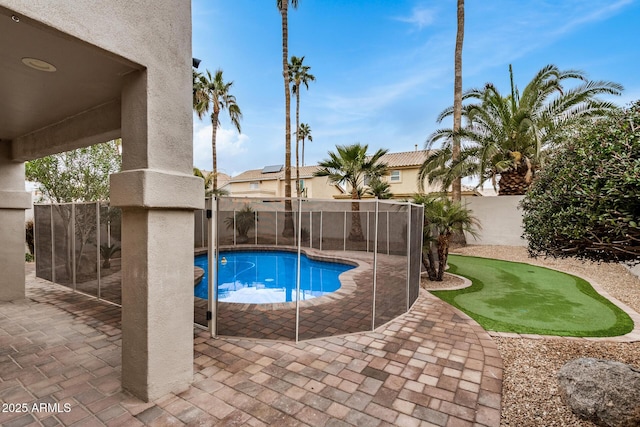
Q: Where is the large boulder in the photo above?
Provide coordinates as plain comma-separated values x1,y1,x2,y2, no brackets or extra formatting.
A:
557,358,640,427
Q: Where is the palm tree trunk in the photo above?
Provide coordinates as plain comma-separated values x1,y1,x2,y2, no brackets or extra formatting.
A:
449,0,467,247
295,90,301,197
451,0,464,203
422,248,437,281
349,188,364,242
211,110,219,192
281,2,294,237
301,136,306,167
498,168,531,195
436,233,451,281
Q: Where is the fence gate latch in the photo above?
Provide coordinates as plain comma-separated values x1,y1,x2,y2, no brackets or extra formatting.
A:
206,210,212,219
206,311,212,321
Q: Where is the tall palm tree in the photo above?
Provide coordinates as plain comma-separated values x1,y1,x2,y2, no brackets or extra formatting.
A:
452,0,464,202
297,123,312,167
419,64,623,195
193,69,242,192
314,143,388,241
289,55,315,196
277,0,299,237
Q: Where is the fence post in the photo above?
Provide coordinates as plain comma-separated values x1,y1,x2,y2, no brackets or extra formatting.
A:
71,203,76,291
343,211,347,251
406,203,411,312
51,206,56,283
202,206,206,248
386,211,390,255
308,210,312,248
366,211,370,253
232,209,236,246
209,197,218,337
319,211,323,251
372,199,379,331
96,202,101,300
295,198,302,342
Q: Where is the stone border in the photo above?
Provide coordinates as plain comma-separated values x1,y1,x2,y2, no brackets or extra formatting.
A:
422,271,473,291
196,245,366,312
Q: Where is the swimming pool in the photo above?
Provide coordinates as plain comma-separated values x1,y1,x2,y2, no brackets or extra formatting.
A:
194,251,354,304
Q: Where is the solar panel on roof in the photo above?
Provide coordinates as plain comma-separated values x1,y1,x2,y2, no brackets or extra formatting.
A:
262,165,283,174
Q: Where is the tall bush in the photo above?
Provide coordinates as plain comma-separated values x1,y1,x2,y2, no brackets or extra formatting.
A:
414,195,479,281
521,102,640,264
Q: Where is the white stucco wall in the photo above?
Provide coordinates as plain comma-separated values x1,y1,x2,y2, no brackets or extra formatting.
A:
462,195,526,246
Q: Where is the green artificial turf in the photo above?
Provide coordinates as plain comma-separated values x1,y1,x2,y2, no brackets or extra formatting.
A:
431,255,634,337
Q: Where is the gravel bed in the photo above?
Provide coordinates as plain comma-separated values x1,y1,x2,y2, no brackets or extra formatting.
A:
420,271,466,289
428,245,640,426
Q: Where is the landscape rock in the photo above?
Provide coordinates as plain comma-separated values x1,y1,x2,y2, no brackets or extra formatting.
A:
557,357,640,427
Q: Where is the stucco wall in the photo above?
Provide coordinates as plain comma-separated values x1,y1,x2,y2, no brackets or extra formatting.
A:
5,0,193,173
3,0,200,401
387,167,440,197
462,195,526,246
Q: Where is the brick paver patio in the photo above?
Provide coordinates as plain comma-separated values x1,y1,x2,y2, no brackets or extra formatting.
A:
0,265,502,426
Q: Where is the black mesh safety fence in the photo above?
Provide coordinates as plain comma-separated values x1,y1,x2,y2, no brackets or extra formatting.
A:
409,204,424,307
34,202,123,305
33,197,423,340
99,204,122,305
34,204,53,281
73,203,99,297
373,201,409,329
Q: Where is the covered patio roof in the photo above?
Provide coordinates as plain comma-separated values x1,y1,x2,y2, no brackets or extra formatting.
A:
0,5,140,159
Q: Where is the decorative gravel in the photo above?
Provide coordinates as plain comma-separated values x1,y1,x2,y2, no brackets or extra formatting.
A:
425,245,640,427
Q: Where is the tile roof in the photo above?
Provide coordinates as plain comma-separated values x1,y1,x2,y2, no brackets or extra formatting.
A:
377,150,431,168
229,150,433,182
230,165,322,182
195,170,232,187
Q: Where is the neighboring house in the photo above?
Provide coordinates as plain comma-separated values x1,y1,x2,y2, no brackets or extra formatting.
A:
227,149,481,199
228,165,343,199
196,170,232,194
218,172,232,192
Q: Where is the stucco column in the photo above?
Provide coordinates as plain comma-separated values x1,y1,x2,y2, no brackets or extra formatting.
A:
0,141,32,301
110,68,204,400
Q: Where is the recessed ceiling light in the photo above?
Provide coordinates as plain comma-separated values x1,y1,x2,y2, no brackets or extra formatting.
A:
21,57,57,72
11,15,20,23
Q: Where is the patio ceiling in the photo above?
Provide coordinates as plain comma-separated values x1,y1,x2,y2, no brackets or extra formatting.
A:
0,6,141,144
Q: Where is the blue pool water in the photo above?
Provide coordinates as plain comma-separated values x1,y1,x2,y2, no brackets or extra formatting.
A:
194,251,353,304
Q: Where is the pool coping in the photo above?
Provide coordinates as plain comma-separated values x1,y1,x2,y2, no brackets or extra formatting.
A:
194,245,368,312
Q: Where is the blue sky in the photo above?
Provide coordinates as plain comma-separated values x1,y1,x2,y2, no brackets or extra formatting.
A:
192,0,640,177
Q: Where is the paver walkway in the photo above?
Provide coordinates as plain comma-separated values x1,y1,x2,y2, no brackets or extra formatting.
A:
0,265,502,426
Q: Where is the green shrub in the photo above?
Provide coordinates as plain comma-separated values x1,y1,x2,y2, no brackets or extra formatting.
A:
521,101,640,264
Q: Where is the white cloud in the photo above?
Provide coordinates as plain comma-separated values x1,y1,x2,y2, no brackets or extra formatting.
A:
394,6,436,30
193,120,250,175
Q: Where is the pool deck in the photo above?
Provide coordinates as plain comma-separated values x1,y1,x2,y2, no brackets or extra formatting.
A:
0,264,502,426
